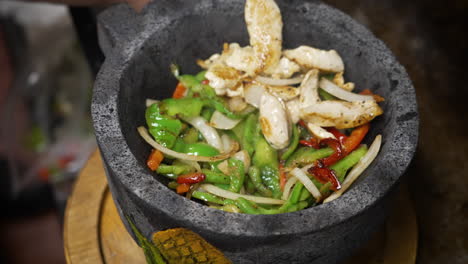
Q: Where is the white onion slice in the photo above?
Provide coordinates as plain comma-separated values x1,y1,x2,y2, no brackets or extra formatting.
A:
255,75,304,86
185,116,223,151
201,184,285,204
323,135,382,203
291,168,322,201
210,111,242,130
137,126,236,162
221,134,233,153
146,99,159,107
217,160,229,175
319,78,374,102
281,177,298,200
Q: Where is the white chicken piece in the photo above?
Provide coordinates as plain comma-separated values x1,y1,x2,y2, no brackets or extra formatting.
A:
285,99,301,124
259,92,290,149
298,69,320,108
266,85,299,101
245,0,283,74
284,45,344,72
333,72,355,91
197,53,222,69
205,64,242,96
301,100,383,129
298,69,382,129
224,43,258,75
266,57,301,78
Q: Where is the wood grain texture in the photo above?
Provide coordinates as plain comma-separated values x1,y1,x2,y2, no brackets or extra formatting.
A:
64,150,417,264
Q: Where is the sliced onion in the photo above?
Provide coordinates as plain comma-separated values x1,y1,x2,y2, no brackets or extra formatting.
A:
185,116,223,151
232,150,251,173
291,168,322,201
221,134,233,153
281,177,298,200
319,78,374,102
146,99,159,107
323,135,382,203
210,111,242,130
137,126,236,162
255,75,304,86
201,184,285,204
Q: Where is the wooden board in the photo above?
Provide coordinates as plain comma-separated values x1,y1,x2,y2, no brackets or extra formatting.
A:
64,151,418,264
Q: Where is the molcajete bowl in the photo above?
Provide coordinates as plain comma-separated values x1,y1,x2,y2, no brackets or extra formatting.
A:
92,0,418,263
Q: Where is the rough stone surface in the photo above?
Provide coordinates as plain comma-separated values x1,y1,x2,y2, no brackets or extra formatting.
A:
92,1,418,263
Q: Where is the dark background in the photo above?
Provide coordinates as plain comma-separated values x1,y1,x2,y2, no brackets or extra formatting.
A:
0,0,467,263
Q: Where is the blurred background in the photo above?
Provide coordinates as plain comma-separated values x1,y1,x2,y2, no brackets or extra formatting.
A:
0,0,466,264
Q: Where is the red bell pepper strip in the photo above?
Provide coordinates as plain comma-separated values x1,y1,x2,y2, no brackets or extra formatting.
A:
176,183,191,194
343,123,370,154
326,128,347,146
177,172,206,184
201,79,210,85
308,162,341,191
172,82,187,99
299,139,320,149
319,138,344,166
147,149,164,171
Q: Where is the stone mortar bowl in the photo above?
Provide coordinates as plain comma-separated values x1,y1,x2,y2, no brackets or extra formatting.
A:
92,0,418,263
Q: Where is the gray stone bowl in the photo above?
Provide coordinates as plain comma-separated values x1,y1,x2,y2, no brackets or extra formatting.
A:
92,0,418,263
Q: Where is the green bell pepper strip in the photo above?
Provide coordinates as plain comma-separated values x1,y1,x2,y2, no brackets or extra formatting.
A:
288,182,304,204
280,124,300,161
145,103,183,148
192,190,225,204
227,158,245,193
156,164,194,176
285,147,334,168
252,137,282,198
195,71,207,82
285,201,309,213
160,97,204,118
245,177,256,194
248,166,273,197
220,204,241,213
330,145,368,182
242,113,258,156
235,198,261,214
183,142,220,156
201,107,215,121
178,74,200,89
181,127,198,144
214,183,230,190
201,169,230,184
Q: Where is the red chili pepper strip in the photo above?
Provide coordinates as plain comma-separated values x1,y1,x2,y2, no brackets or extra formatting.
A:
308,164,341,191
326,128,347,145
279,163,287,191
299,139,320,149
298,120,307,128
201,79,210,85
177,173,206,184
172,82,187,99
342,123,370,154
319,138,344,166
176,183,191,194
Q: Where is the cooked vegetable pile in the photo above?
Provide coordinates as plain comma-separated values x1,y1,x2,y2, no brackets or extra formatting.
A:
138,0,383,214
